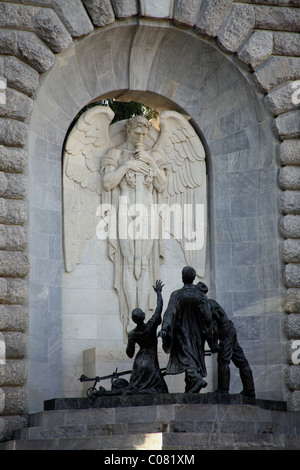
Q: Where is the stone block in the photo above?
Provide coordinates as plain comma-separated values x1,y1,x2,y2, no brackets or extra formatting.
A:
0,252,30,278
34,8,73,53
3,333,26,359
237,30,273,69
31,258,62,288
81,0,115,27
0,3,36,29
0,278,7,302
231,241,261,267
111,0,138,18
0,87,33,121
265,81,299,116
140,0,174,18
16,31,55,73
0,225,27,251
279,214,300,238
1,387,27,414
0,405,7,429
280,191,300,215
0,305,29,332
0,173,7,193
215,170,260,196
173,0,202,26
0,199,27,226
2,56,39,97
217,4,255,53
287,390,300,412
282,288,300,313
0,118,28,147
281,239,300,263
1,173,27,200
30,207,61,236
285,314,300,339
195,0,234,37
273,110,300,140
279,167,300,191
253,56,300,93
255,5,300,32
278,140,300,166
0,415,27,443
283,264,300,288
214,217,261,244
286,365,300,390
0,361,27,387
0,77,6,105
273,31,300,56
3,0,53,4
0,76,6,106
6,279,28,305
0,198,9,219
54,0,94,38
0,30,17,55
233,316,263,341
238,0,299,5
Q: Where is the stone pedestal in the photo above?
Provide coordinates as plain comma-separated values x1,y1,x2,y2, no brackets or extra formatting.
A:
1,393,299,451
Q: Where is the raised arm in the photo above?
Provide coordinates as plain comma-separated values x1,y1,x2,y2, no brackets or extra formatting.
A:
147,280,164,329
154,279,164,313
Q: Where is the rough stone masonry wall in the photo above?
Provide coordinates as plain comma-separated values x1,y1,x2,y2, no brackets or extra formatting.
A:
0,0,299,440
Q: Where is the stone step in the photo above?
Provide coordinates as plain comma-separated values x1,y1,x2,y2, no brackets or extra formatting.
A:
26,402,300,436
1,431,299,451
1,395,299,450
14,421,169,440
0,433,163,450
14,418,298,441
162,431,287,450
28,402,292,427
162,433,300,450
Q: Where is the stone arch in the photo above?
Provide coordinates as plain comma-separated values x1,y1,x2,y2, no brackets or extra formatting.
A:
0,0,299,444
26,19,285,412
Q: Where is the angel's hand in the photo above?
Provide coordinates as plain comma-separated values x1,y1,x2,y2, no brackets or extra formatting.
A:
135,150,155,166
125,159,150,174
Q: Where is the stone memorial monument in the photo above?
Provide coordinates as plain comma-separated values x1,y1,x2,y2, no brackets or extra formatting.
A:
0,0,299,449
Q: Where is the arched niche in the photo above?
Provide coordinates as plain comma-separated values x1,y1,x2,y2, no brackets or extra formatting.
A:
28,20,284,412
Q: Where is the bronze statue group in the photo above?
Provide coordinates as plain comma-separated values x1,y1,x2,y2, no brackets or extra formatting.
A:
124,266,255,398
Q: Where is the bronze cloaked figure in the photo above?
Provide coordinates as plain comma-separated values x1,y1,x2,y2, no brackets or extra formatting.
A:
209,298,256,398
159,267,214,393
125,280,169,394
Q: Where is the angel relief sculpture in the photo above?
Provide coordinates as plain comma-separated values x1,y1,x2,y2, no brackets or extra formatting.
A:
63,105,207,339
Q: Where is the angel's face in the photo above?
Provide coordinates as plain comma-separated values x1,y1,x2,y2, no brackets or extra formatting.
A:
127,126,148,147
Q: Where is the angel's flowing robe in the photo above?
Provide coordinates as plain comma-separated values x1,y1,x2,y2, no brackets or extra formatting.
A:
99,145,168,338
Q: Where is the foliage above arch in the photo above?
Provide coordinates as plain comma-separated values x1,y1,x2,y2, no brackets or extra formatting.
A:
77,99,158,124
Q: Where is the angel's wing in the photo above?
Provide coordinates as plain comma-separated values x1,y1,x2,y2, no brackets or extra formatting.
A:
154,111,207,277
63,105,115,272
